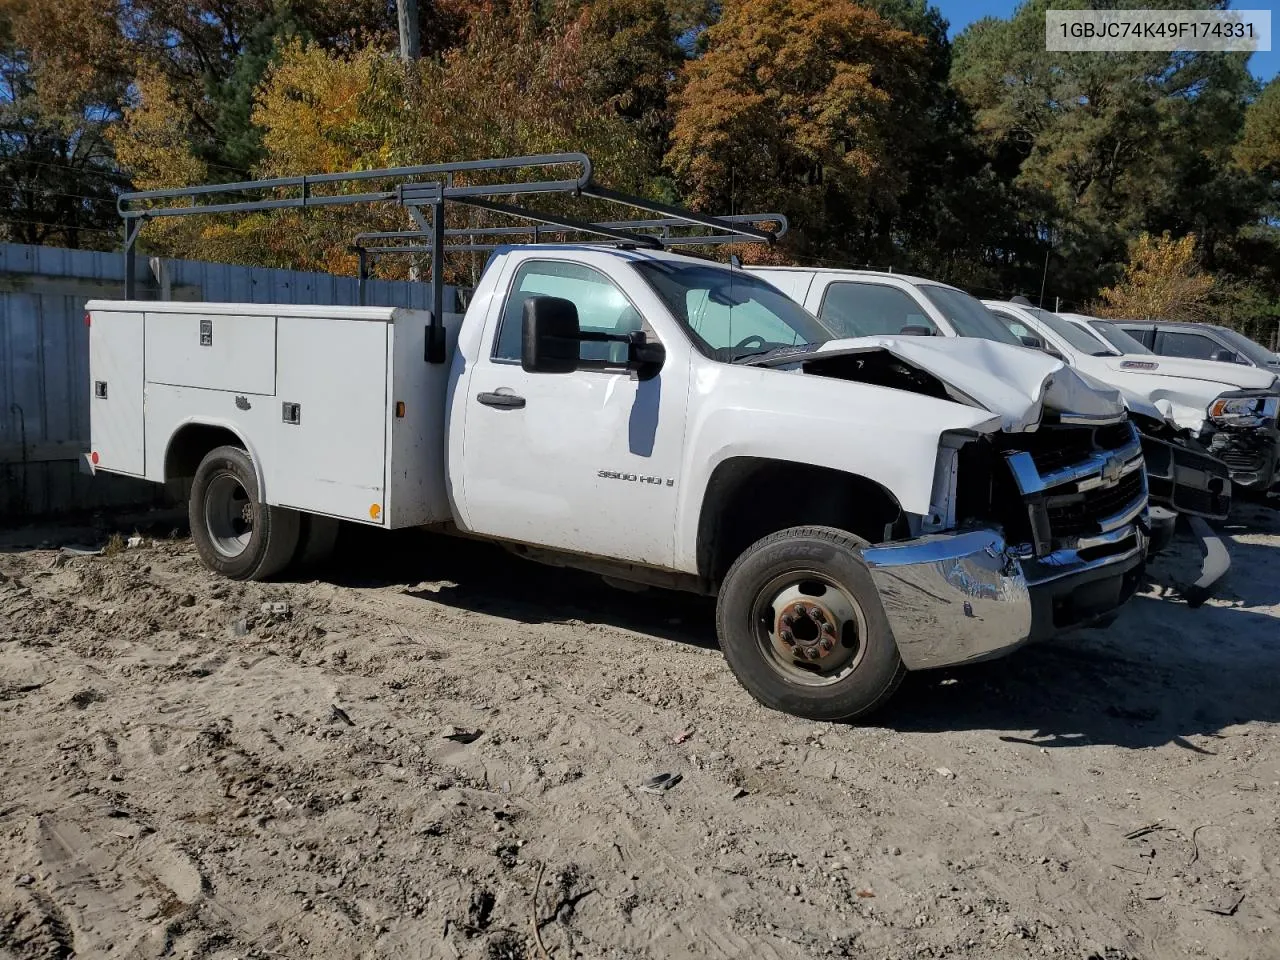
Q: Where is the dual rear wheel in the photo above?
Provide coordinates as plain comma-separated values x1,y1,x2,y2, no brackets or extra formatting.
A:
189,445,337,580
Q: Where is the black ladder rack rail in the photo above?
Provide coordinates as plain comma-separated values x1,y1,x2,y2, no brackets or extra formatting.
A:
349,212,789,302
116,152,786,364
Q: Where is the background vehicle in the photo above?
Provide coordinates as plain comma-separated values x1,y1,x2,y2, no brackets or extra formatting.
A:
87,155,1148,722
1115,320,1280,372
983,303,1279,496
746,268,1239,530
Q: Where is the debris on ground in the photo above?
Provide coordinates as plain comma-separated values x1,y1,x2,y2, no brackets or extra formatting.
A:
637,772,683,794
329,704,354,726
443,727,483,744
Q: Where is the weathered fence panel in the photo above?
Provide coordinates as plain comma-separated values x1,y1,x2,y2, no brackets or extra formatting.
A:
0,243,446,520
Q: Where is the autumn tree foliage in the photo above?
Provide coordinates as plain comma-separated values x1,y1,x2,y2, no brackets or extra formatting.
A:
126,1,652,276
1095,233,1216,322
666,0,926,259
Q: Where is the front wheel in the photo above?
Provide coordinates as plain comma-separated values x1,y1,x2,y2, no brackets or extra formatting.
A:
189,445,300,581
715,526,906,721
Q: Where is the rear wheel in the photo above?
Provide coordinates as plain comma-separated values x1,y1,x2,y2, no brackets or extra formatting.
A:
715,525,905,721
292,514,340,571
190,445,299,581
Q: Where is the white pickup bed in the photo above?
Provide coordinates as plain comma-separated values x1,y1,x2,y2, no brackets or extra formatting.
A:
86,300,461,529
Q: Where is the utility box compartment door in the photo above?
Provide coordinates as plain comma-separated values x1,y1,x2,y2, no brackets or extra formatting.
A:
145,312,277,394
271,316,390,522
88,310,146,476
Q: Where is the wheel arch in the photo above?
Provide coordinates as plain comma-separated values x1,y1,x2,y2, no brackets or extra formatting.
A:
695,457,904,586
164,419,269,498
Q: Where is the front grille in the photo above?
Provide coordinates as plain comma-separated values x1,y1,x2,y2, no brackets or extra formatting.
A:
1021,420,1137,475
1208,434,1269,472
996,419,1147,555
1044,470,1145,539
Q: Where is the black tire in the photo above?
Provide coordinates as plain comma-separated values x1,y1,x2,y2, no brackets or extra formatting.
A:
292,514,340,571
189,445,300,581
715,525,906,721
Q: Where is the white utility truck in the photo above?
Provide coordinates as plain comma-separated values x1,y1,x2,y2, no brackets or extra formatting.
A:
87,155,1149,721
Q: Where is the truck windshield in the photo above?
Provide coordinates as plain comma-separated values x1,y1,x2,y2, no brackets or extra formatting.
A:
632,260,834,361
1088,319,1153,355
917,285,1023,346
1211,326,1280,367
1025,307,1115,356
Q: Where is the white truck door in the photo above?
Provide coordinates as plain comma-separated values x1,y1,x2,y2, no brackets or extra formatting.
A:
459,258,685,567
88,310,146,476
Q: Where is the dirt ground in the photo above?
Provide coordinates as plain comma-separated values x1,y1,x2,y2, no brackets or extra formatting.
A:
2,505,1278,960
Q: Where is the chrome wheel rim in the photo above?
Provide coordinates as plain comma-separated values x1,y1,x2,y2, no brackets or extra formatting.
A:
204,472,254,558
751,571,866,686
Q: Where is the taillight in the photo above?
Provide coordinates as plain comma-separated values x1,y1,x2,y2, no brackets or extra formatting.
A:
84,311,91,327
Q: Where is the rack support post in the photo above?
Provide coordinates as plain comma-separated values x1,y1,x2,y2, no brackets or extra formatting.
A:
427,200,447,363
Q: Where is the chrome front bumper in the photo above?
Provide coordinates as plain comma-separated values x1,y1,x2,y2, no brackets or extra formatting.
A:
862,521,1148,672
862,529,1032,671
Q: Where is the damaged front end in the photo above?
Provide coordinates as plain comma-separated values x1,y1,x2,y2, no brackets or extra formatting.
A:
952,416,1149,643
1131,422,1232,522
780,339,1151,670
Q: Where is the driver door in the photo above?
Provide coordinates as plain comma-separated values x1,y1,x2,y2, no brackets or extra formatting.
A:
459,257,689,567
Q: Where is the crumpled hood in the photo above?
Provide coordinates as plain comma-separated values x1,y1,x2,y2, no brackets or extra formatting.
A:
798,336,1126,431
1101,354,1278,391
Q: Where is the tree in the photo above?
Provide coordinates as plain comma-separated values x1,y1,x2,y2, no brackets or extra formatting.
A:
666,0,928,262
1095,232,1215,321
1236,78,1280,177
129,1,652,277
950,0,1257,307
0,3,125,248
570,0,713,175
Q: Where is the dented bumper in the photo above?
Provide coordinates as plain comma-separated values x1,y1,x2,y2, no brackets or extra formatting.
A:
863,520,1148,672
863,529,1032,671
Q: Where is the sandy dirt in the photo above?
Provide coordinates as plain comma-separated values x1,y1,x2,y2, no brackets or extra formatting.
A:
1,506,1278,960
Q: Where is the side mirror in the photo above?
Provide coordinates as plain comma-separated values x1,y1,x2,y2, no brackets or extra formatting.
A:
1044,343,1066,361
899,325,934,336
1020,334,1046,349
1211,349,1239,364
522,296,581,374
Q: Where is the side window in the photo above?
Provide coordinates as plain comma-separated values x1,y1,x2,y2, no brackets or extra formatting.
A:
493,260,649,364
1157,331,1218,360
1120,326,1155,349
818,282,939,338
987,309,1036,341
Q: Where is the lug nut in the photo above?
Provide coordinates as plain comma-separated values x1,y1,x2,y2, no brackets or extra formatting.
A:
821,638,834,652
810,607,826,623
780,629,795,645
781,614,796,627
822,622,835,636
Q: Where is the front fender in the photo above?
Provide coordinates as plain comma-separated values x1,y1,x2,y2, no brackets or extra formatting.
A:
672,363,1000,572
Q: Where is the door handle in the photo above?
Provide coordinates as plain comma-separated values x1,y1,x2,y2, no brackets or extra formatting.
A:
476,391,526,409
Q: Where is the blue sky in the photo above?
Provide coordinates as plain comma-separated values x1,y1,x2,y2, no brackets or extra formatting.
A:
939,0,1278,81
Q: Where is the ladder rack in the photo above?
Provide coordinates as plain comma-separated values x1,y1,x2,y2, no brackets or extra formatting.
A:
117,153,786,364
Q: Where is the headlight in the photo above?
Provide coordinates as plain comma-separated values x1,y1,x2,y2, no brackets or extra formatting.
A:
1207,393,1279,428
